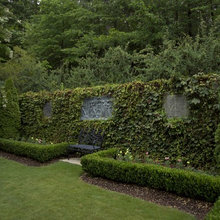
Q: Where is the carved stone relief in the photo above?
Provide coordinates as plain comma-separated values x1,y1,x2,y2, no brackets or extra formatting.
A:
81,97,113,120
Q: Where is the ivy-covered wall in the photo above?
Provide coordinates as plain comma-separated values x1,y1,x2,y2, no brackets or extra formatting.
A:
19,74,220,169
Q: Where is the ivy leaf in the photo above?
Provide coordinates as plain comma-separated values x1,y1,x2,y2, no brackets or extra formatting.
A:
191,98,200,104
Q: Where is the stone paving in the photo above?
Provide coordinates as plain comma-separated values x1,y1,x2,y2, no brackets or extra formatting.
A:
60,158,81,166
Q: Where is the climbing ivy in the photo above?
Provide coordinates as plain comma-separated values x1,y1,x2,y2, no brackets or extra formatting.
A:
19,74,220,170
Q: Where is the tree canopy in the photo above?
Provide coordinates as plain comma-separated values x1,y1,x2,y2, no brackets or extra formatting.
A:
0,0,219,92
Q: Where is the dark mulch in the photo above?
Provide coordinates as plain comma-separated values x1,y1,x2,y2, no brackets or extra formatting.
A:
81,173,213,220
0,151,213,219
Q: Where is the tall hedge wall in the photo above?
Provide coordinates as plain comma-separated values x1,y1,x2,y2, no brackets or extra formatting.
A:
19,74,220,169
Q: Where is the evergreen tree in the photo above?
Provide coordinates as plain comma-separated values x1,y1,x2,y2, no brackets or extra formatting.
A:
0,78,21,139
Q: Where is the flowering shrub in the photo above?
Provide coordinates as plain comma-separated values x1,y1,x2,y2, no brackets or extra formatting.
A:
116,148,133,162
115,149,215,175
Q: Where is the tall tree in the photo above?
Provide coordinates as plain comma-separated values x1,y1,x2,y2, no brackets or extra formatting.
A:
0,78,21,138
24,0,79,68
0,0,40,48
0,2,12,62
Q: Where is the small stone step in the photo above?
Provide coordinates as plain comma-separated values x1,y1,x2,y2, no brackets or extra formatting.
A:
60,158,81,166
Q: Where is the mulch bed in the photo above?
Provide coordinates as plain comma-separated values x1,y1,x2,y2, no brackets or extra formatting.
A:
0,151,213,219
81,173,213,220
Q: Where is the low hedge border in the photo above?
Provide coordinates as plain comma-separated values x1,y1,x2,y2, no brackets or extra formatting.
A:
0,138,68,162
205,197,220,219
81,148,220,203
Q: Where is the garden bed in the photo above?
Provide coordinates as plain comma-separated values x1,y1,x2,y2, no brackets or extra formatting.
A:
81,148,220,203
81,173,212,219
116,148,218,176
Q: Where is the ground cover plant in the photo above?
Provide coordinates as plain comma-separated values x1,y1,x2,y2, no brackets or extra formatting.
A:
0,157,194,220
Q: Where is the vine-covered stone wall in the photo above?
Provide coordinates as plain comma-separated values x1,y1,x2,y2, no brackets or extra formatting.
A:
19,74,220,169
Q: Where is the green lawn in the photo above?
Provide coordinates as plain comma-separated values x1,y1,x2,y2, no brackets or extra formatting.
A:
0,157,195,220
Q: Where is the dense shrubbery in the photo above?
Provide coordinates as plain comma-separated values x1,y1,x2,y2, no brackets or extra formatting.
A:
0,78,21,139
9,32,219,92
215,125,220,172
0,138,68,162
81,148,220,203
64,32,220,88
0,47,63,93
19,74,220,170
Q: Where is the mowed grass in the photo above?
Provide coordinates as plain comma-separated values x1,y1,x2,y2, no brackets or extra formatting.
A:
0,157,195,220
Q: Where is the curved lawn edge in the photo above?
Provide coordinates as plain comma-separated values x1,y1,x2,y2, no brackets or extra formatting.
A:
0,157,195,220
0,138,68,162
81,148,220,203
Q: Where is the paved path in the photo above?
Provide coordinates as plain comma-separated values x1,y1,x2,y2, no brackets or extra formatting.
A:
60,158,81,166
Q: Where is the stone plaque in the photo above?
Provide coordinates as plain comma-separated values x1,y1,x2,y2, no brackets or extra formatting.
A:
81,97,113,120
43,102,52,118
164,95,188,118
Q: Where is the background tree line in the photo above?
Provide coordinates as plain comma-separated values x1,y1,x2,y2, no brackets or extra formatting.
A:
0,0,219,93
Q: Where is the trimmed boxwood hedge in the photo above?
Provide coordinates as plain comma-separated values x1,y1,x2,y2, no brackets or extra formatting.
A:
205,197,220,219
81,148,220,203
0,138,68,162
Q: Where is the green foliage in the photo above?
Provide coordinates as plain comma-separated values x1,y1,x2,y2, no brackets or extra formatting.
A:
0,47,63,93
24,0,79,68
0,138,68,162
0,158,194,220
0,0,214,91
205,197,220,220
0,78,21,139
133,33,220,82
19,74,220,169
66,47,133,87
0,3,12,62
24,0,164,68
69,30,220,87
0,0,40,48
215,124,220,171
23,0,220,71
81,148,220,203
